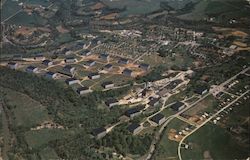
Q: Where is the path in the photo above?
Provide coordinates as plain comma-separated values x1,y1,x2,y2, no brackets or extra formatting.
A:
177,90,249,160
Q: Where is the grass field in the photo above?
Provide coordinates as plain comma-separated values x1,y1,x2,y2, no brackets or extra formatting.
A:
181,95,250,160
153,118,190,160
39,147,59,160
178,0,250,21
181,124,249,160
184,94,218,116
101,0,196,16
0,87,50,128
142,52,194,69
1,0,22,20
24,129,74,149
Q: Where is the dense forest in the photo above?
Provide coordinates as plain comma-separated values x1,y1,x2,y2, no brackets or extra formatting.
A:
0,67,153,159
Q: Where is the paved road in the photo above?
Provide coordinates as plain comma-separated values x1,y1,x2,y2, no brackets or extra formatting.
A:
177,90,249,160
144,93,211,160
220,67,249,87
1,9,23,23
132,51,148,63
145,67,250,160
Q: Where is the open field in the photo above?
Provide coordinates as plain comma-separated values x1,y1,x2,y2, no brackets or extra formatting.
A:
153,118,191,160
0,87,50,128
181,124,249,160
1,0,22,20
1,0,250,158
180,91,250,160
24,129,74,149
0,86,64,159
184,95,219,116
39,147,60,160
178,0,250,22
101,0,197,16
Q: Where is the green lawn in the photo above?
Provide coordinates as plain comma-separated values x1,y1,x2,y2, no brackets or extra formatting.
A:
153,118,190,160
39,147,59,160
182,97,250,160
181,124,249,160
25,129,74,149
1,87,50,128
184,94,218,116
178,0,250,21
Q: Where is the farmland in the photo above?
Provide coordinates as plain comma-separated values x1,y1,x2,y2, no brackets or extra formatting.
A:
1,0,250,159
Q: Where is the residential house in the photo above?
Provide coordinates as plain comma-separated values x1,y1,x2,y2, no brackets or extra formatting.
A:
150,113,166,126
34,54,45,61
105,98,119,108
170,101,185,111
26,66,38,73
77,87,92,95
65,78,80,85
99,53,110,61
103,64,113,70
42,60,53,66
88,72,100,80
85,60,96,67
194,86,208,95
91,127,107,139
61,48,71,55
45,71,57,79
80,50,92,56
128,123,143,135
139,63,150,71
65,57,77,63
8,62,18,70
148,97,160,107
102,81,114,89
63,65,76,74
122,68,133,76
118,58,129,64
124,105,145,118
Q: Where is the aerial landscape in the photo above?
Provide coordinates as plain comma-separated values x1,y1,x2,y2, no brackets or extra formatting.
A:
0,0,250,159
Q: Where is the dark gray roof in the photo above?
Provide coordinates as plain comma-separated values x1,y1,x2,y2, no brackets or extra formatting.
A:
77,87,89,93
65,78,77,83
100,53,109,58
65,57,75,60
80,50,91,55
125,105,145,117
127,123,141,133
194,86,208,94
8,62,17,65
64,65,74,69
92,127,106,136
86,60,95,65
150,113,165,123
123,68,132,74
27,66,37,70
105,98,119,106
119,58,129,63
148,97,160,106
46,71,56,76
139,63,150,68
102,81,113,86
170,101,185,111
42,60,52,64
104,64,113,69
165,79,183,90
